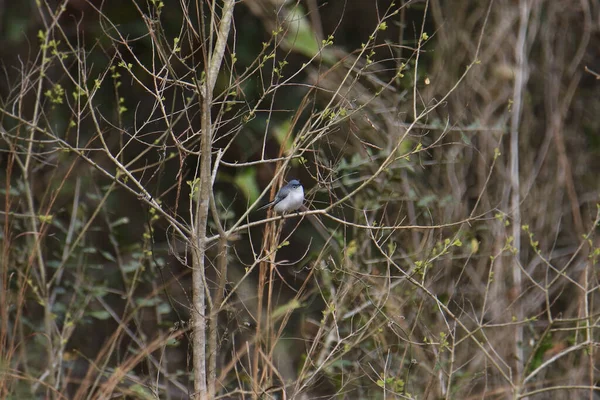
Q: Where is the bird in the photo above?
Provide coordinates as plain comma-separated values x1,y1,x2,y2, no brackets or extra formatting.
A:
257,179,304,213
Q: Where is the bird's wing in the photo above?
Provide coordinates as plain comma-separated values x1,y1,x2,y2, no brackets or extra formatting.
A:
257,185,290,211
276,185,291,199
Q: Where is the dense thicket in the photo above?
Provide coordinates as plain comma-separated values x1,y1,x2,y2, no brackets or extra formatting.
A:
0,1,598,399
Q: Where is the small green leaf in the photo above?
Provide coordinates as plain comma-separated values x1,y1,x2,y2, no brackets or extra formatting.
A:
38,214,53,224
272,299,302,320
100,250,116,262
89,311,111,320
110,217,130,228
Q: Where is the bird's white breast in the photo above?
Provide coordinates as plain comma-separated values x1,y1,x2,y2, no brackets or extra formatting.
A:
273,186,304,213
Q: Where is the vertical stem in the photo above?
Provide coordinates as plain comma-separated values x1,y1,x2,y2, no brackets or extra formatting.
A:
252,216,280,398
191,242,208,400
192,1,236,398
511,0,531,396
208,236,228,397
26,3,68,392
0,153,15,398
253,256,267,399
583,262,592,400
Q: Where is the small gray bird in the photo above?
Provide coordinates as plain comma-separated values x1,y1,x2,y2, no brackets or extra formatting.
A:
258,179,304,213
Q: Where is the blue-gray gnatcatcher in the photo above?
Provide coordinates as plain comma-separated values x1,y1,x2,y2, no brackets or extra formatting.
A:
257,179,304,213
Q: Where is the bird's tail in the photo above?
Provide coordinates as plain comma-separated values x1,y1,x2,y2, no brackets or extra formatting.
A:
256,201,274,211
